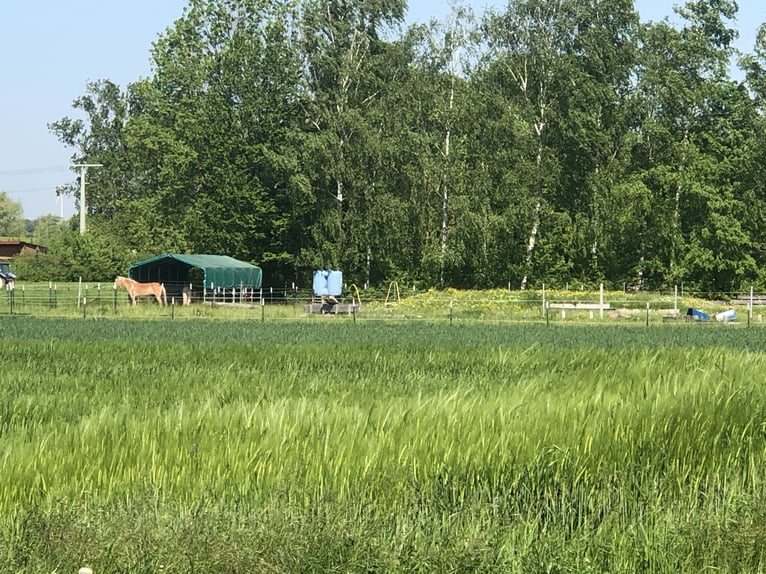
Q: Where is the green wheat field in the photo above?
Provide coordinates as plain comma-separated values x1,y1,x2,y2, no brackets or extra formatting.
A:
2,317,766,573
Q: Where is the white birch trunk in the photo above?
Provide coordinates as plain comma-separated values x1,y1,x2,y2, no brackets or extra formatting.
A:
439,19,461,288
520,120,545,291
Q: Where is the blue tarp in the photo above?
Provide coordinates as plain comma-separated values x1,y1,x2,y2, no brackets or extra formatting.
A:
686,308,710,321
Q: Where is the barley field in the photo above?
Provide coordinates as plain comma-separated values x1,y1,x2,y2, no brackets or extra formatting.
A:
2,317,766,573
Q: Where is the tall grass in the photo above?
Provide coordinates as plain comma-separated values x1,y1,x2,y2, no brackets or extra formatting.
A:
2,319,766,572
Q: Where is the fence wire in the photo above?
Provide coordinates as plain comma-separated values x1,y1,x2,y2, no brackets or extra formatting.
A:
0,282,762,326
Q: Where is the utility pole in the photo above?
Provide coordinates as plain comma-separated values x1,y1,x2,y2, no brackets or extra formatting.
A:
71,163,102,234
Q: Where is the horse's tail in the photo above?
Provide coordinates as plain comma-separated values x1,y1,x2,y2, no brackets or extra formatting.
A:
161,283,167,306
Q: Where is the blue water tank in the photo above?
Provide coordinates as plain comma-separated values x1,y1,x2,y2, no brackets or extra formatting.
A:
313,270,343,296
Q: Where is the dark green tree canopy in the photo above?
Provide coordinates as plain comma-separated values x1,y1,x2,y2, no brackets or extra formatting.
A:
49,0,766,293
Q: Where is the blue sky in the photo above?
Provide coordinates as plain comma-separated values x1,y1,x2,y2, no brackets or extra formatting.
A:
0,0,764,221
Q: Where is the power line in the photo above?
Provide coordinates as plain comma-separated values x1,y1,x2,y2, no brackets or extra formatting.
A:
0,165,70,176
3,187,65,195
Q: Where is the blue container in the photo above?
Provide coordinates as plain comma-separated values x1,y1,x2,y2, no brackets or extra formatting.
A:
686,308,710,321
313,270,343,296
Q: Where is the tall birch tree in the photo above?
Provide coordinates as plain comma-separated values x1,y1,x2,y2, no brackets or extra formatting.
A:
299,0,406,273
483,0,574,289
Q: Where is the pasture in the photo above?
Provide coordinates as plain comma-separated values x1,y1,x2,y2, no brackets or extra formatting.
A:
2,318,766,573
0,281,756,326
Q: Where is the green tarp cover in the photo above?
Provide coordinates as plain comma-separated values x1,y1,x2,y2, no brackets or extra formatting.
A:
128,253,262,289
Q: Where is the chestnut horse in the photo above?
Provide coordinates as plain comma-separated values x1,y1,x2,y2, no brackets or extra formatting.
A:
114,276,167,306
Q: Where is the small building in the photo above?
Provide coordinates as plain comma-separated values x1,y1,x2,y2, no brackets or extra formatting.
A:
0,240,47,262
127,253,263,302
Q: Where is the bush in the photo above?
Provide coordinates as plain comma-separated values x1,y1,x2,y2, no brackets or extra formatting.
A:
13,228,136,282
11,253,70,282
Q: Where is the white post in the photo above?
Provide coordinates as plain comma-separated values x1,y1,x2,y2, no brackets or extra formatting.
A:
79,169,86,234
542,282,546,317
599,283,604,319
674,284,678,316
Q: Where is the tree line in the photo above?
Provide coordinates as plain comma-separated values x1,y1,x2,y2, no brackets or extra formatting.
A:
44,0,766,293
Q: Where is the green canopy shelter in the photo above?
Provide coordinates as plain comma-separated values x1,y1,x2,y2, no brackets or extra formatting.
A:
128,254,263,292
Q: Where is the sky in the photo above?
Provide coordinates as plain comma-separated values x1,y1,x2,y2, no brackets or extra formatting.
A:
1,1,764,222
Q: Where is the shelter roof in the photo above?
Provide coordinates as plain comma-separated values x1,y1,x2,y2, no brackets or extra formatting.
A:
128,253,262,289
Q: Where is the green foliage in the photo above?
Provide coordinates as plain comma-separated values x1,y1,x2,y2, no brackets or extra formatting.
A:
45,0,766,293
11,253,68,282
28,214,67,246
0,191,25,238
18,227,135,281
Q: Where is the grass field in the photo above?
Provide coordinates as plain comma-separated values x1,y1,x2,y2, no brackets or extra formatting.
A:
2,317,766,572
